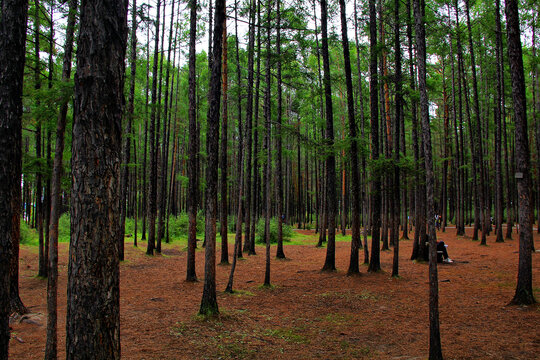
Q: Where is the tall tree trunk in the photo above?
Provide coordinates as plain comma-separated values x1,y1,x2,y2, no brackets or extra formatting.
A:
391,0,402,277
66,0,128,358
186,0,199,282
34,0,47,278
275,0,285,259
120,0,138,261
147,0,162,255
339,0,360,275
220,16,229,265
367,0,381,273
465,0,488,245
0,0,29,356
320,0,337,272
505,0,536,306
243,0,256,255
414,0,443,357
45,0,77,357
354,0,369,262
263,0,272,286
494,0,504,243
199,0,226,316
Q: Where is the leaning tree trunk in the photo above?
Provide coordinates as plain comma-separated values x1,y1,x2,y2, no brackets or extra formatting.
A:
66,0,128,358
505,0,537,306
0,0,29,357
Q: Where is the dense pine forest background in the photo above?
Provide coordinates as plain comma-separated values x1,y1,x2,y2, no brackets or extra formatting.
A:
0,0,538,358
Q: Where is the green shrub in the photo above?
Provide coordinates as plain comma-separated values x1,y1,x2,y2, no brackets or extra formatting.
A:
255,217,293,244
20,220,38,246
58,213,70,242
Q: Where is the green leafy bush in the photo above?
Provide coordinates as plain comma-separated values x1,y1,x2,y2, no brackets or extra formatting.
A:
255,217,292,244
20,220,38,246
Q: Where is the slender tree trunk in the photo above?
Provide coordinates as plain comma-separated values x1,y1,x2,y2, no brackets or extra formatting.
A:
263,0,272,286
186,0,199,282
391,0,402,277
243,0,256,255
505,0,537,306
275,0,286,259
414,0,443,357
339,0,360,275
199,0,225,316
120,0,138,261
66,0,128,357
147,0,162,255
220,16,229,265
45,1,76,357
320,0,337,272
465,0,488,245
367,0,381,273
494,0,504,243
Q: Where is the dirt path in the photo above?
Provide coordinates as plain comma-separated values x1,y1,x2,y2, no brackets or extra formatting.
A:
9,228,540,359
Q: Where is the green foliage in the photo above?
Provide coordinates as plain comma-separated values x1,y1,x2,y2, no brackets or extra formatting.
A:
20,220,38,246
255,217,293,244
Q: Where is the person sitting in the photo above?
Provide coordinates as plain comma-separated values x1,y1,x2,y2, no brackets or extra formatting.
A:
437,241,453,263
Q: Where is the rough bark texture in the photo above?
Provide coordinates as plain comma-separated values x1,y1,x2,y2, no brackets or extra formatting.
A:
320,0,337,272
0,0,29,357
367,0,381,273
45,1,77,358
414,0,443,358
66,0,128,358
199,0,225,316
505,0,536,306
186,0,198,282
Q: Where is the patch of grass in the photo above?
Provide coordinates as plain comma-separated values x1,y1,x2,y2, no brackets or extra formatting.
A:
321,312,353,325
169,322,191,337
227,289,255,297
255,217,293,244
20,221,38,246
317,290,380,301
263,327,310,344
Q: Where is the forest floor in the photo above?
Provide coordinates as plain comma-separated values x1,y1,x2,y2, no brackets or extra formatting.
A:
9,226,540,359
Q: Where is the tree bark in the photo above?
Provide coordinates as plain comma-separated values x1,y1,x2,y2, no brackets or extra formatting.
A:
320,0,337,272
367,0,381,273
199,0,225,316
505,0,537,306
186,0,199,282
0,0,29,357
66,0,128,358
414,0,443,357
45,1,77,358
